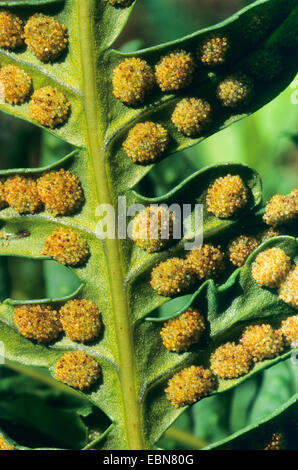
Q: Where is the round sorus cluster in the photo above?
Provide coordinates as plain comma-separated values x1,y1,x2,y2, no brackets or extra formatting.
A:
37,169,84,217
123,121,169,164
263,194,297,227
4,175,41,214
264,432,285,451
155,50,195,92
24,14,68,62
151,257,195,297
251,247,292,288
186,244,225,280
42,228,90,266
14,304,62,343
240,324,284,362
279,315,298,345
198,35,230,66
0,435,14,450
0,10,24,50
160,308,205,353
227,235,259,267
60,299,101,343
165,365,216,408
131,205,174,253
210,342,252,379
206,174,248,218
109,0,134,6
0,65,32,105
29,86,70,129
278,265,298,310
0,178,7,209
171,98,212,137
112,57,155,106
217,74,254,108
257,227,283,243
54,351,100,391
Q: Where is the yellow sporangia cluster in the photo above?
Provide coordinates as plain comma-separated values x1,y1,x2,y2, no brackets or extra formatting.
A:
186,244,225,280
151,244,225,297
14,304,62,343
171,98,212,137
112,57,155,105
217,74,254,108
60,299,102,343
160,308,205,353
206,174,248,218
278,265,298,310
54,351,100,391
165,365,216,408
0,170,83,216
4,175,41,214
0,435,14,450
252,247,292,288
0,10,68,60
210,342,252,379
0,64,32,104
227,234,259,267
37,169,84,216
29,86,70,129
0,10,24,49
198,35,230,66
151,257,196,297
264,432,285,451
24,13,68,62
279,314,298,345
131,205,174,252
123,121,169,163
155,50,195,92
240,324,284,362
257,226,283,243
263,190,298,227
42,228,90,266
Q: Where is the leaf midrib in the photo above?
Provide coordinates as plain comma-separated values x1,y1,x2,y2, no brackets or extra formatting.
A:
77,0,144,450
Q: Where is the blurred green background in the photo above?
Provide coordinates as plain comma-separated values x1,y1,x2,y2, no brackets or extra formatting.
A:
0,0,297,449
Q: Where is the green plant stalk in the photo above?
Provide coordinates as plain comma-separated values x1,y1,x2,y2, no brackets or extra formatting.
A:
77,0,144,450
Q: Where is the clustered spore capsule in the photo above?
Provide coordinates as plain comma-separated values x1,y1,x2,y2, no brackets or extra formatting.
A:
263,193,297,227
60,299,101,343
123,121,169,163
227,235,259,267
264,432,285,451
112,57,155,105
155,50,195,92
24,13,68,62
165,365,216,408
37,169,84,216
252,247,292,288
217,74,254,108
14,304,62,343
257,227,283,243
0,10,24,50
186,244,225,280
131,206,174,252
0,435,14,450
4,175,41,214
29,86,70,129
54,351,100,390
210,342,252,379
0,65,32,105
160,308,205,353
0,178,7,209
240,324,284,362
279,315,298,345
109,0,134,6
151,257,195,296
42,228,89,266
206,174,248,218
199,35,230,66
278,265,298,310
171,98,212,137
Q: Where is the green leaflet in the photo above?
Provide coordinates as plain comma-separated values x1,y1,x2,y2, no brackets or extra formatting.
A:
0,0,297,450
